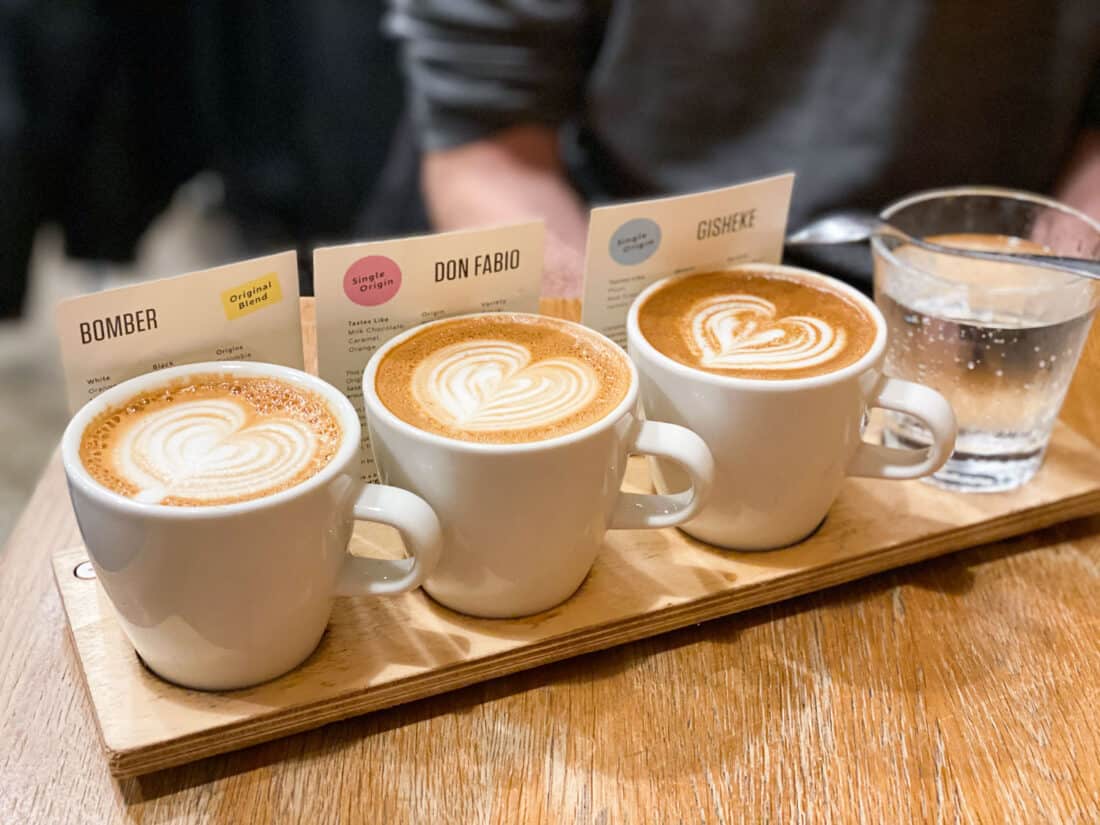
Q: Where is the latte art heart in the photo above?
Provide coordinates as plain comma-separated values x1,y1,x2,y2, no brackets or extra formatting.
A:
412,340,599,432
689,294,846,371
115,398,318,504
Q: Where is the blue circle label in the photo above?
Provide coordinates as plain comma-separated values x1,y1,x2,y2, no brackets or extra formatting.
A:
609,218,661,266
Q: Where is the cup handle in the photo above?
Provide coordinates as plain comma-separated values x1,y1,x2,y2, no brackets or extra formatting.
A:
609,420,715,530
847,374,957,480
336,484,443,597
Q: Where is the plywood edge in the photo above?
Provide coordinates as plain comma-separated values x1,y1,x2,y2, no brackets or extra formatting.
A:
79,483,1100,777
50,554,121,767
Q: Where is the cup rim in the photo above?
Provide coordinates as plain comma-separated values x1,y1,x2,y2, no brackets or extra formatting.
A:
361,311,640,453
61,361,363,520
625,263,887,392
871,185,1100,296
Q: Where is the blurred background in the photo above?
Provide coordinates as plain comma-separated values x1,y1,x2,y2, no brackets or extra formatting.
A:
0,2,427,541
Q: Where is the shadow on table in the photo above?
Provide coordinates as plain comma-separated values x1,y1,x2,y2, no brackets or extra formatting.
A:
119,514,1100,803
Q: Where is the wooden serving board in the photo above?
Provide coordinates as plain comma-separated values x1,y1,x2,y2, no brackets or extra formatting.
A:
52,422,1100,778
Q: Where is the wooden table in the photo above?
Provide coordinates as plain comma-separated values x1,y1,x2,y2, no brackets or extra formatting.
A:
3,299,1099,823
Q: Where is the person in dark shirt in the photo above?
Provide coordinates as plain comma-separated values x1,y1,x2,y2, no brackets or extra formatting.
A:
387,0,1100,295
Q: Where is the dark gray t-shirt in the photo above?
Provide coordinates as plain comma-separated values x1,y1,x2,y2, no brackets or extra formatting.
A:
388,0,1099,277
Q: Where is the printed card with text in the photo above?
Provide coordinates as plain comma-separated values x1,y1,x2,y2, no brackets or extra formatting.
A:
580,173,794,345
314,222,544,480
56,251,303,413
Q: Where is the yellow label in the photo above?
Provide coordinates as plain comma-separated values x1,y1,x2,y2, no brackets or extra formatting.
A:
221,274,283,320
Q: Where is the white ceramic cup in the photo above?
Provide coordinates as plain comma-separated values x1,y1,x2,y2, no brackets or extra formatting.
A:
361,312,715,618
61,361,442,691
626,264,957,550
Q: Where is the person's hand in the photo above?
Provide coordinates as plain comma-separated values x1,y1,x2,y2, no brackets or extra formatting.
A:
541,230,586,297
423,124,589,298
1055,128,1100,224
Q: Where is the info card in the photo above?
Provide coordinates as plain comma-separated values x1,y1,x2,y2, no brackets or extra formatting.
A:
56,251,303,413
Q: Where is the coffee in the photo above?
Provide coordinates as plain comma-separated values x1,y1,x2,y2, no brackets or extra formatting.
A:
927,232,1049,254
375,314,631,443
637,269,875,379
80,374,341,506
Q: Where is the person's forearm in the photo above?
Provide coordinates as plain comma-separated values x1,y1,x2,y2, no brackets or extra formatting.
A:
1055,128,1100,221
422,125,588,298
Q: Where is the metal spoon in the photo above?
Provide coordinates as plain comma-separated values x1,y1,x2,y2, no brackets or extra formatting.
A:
787,210,1100,281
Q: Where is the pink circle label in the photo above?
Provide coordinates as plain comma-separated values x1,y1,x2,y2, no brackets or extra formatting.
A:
343,256,401,306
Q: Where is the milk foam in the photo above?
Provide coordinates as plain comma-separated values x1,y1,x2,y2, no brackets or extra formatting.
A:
690,294,847,371
411,340,599,432
114,398,318,504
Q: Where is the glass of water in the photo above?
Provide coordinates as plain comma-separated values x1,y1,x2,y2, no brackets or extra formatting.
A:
872,186,1100,492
